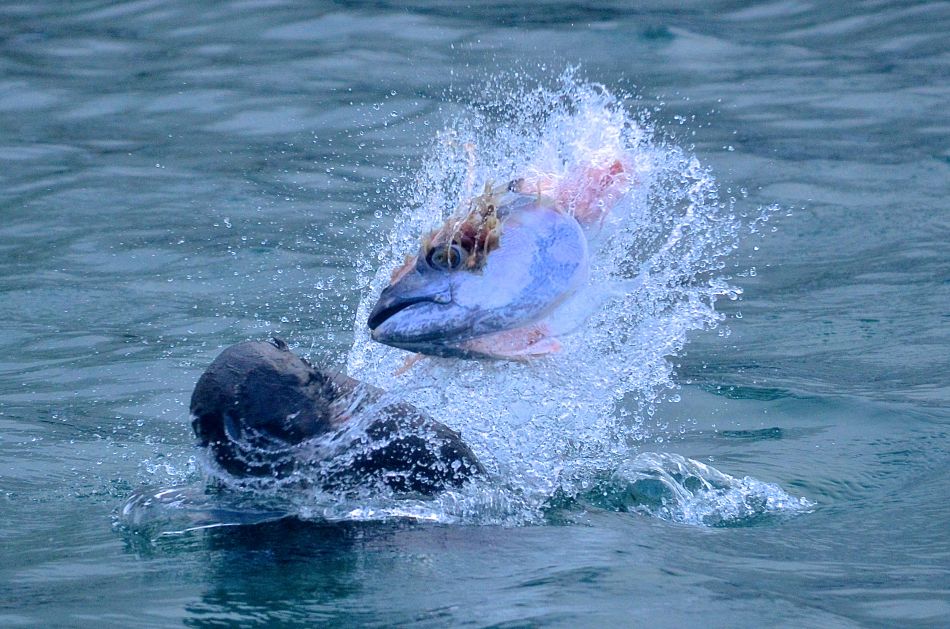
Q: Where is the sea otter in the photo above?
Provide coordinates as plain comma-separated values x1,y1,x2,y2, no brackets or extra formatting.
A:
190,338,483,495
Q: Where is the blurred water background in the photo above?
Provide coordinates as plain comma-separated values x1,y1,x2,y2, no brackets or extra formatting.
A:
1,1,948,627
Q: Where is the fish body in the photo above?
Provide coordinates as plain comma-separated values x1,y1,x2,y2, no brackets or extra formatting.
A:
368,188,589,359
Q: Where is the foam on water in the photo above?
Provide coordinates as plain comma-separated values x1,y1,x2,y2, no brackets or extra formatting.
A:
121,73,811,534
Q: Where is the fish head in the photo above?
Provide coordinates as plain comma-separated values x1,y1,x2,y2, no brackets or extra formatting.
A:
367,247,479,356
367,187,589,358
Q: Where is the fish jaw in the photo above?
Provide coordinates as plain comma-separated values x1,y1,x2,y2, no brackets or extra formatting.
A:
367,199,589,359
370,299,473,355
367,264,498,357
367,269,467,349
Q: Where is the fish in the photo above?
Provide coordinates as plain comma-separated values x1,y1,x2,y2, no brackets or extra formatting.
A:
367,159,630,360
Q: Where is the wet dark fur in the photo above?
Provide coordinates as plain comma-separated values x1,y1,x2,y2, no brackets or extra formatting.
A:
190,339,483,495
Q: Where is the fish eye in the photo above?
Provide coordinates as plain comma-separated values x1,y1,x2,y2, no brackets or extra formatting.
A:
426,244,466,271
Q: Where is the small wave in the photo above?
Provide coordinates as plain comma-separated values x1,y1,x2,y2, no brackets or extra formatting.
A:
119,451,812,536
118,486,293,536
589,452,815,527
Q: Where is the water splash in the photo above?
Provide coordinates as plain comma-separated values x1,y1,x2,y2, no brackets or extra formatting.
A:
121,73,808,534
590,452,813,527
344,73,763,513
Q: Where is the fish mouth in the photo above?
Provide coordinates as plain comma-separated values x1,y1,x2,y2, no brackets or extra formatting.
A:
367,271,456,342
368,296,467,348
367,295,436,332
369,300,460,345
368,287,484,353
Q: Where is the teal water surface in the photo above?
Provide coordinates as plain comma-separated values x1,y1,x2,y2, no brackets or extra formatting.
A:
1,1,948,627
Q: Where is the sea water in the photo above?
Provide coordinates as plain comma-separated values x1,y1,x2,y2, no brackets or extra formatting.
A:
1,2,947,626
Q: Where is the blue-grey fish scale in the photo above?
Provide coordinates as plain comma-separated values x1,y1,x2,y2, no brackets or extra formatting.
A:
455,202,588,339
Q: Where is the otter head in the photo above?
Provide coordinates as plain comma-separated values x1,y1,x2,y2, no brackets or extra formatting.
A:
189,338,343,477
